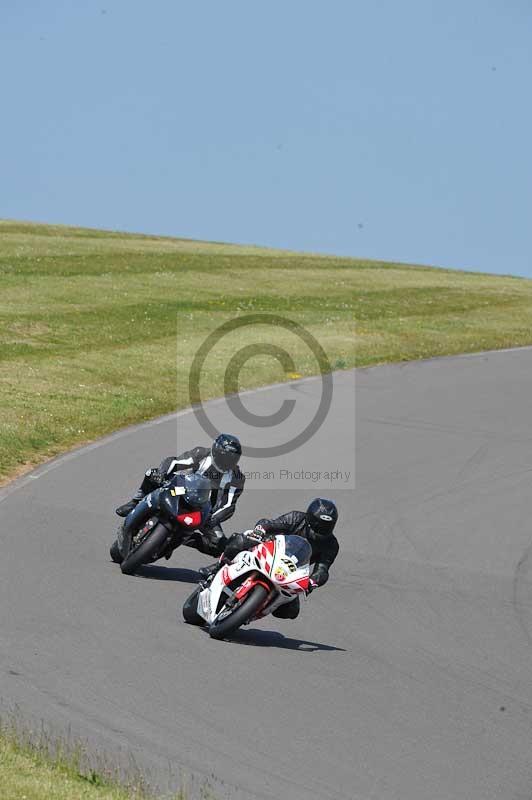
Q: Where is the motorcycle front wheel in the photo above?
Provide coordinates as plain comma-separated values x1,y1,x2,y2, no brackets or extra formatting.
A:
120,521,171,575
182,587,204,626
110,538,123,564
209,584,269,640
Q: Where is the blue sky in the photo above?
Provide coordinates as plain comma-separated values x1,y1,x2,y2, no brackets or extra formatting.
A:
2,0,531,276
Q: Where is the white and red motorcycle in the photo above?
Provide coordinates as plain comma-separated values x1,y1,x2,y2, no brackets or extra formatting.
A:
182,534,312,639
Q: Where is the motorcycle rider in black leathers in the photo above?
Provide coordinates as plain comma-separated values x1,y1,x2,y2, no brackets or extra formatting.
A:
115,433,245,557
199,498,339,619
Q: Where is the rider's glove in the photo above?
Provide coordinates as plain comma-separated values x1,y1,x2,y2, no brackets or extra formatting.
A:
245,525,266,544
310,564,329,587
147,467,164,486
139,467,165,496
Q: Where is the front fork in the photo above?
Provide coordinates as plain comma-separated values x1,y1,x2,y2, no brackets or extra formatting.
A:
118,490,171,556
233,573,275,617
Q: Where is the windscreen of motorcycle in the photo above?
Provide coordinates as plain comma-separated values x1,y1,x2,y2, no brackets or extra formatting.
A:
283,535,312,567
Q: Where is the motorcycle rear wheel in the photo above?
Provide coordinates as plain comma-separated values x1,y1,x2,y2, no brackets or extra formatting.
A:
120,522,171,575
209,584,269,640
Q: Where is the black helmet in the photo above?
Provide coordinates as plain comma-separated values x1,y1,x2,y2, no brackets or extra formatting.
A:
183,473,211,509
211,433,242,472
306,498,338,538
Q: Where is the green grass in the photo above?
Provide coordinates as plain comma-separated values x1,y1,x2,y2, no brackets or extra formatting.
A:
0,724,181,800
0,737,141,800
0,713,218,800
0,712,221,800
1,219,532,482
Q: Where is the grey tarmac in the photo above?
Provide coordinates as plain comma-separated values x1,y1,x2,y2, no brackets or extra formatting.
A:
1,351,532,799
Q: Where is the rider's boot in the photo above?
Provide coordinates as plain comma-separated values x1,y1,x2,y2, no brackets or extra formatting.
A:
115,498,140,517
198,554,229,579
272,596,300,619
115,468,162,517
198,561,220,579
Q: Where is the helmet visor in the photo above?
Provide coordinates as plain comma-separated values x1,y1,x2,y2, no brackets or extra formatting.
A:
212,450,239,472
309,519,335,537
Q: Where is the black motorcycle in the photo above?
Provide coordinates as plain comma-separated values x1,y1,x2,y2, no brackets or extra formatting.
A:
110,473,211,575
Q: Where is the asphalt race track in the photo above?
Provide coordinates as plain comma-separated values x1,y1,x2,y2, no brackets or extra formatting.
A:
2,349,532,799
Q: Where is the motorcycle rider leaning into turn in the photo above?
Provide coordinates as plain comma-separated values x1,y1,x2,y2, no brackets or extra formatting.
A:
115,433,245,558
199,498,339,620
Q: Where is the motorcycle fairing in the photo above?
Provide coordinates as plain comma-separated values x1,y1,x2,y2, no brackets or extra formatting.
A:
196,534,311,626
117,487,210,558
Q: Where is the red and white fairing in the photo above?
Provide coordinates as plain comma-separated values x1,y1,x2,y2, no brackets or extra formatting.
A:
196,533,312,626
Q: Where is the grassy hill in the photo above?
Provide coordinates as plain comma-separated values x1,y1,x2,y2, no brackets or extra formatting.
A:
1,219,532,483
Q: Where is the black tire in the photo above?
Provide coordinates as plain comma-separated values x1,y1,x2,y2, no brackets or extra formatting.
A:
109,539,123,564
209,584,269,640
120,522,171,575
182,587,205,626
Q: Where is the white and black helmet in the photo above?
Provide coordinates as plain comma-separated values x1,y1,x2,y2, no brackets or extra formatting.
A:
211,433,242,472
306,498,338,538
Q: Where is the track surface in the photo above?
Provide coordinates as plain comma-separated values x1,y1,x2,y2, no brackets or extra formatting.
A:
2,352,532,799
